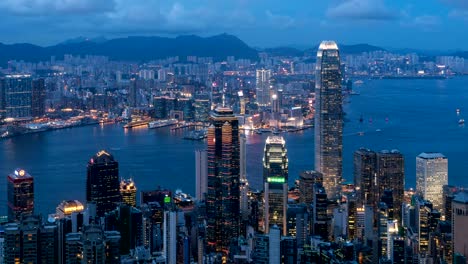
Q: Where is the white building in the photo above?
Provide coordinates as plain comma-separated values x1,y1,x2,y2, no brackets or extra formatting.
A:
416,152,448,213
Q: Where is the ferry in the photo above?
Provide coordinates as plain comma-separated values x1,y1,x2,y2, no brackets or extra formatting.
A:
148,119,178,129
459,119,465,125
183,129,207,140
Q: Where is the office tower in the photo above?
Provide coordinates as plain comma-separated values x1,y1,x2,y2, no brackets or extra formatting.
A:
263,136,288,235
376,150,404,221
128,79,137,107
443,185,460,222
314,41,343,199
452,191,468,259
252,234,269,264
194,99,211,122
240,135,250,221
298,171,323,206
271,94,280,113
1,74,32,119
120,178,137,207
286,204,309,248
416,152,448,212
20,215,40,263
206,106,240,253
256,69,272,106
269,225,281,264
238,90,246,115
3,223,21,264
86,150,121,217
31,78,46,117
104,204,143,255
195,149,208,201
56,200,84,219
163,210,178,264
7,168,34,221
354,148,377,207
312,183,329,239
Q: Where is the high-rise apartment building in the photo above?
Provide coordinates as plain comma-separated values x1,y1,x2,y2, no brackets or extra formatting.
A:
256,69,272,106
86,150,121,217
7,168,34,221
416,152,448,212
206,106,240,253
263,136,288,235
120,178,137,207
314,41,343,199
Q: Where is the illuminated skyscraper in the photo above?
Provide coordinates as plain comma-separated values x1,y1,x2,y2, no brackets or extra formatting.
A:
263,136,288,235
416,152,448,213
120,178,137,207
86,150,121,217
314,41,343,199
298,170,323,206
206,106,240,253
452,191,468,260
256,69,272,106
7,168,34,221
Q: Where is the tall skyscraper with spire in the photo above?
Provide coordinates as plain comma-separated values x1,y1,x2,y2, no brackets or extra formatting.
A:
206,106,240,253
314,41,343,199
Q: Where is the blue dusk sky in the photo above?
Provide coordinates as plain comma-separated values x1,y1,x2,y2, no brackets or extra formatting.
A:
0,0,467,50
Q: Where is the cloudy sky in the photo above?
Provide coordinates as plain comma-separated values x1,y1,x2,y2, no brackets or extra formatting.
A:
1,0,467,49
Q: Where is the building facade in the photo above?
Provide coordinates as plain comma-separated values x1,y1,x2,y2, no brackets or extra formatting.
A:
86,150,121,217
7,168,34,221
416,152,448,213
206,106,240,253
314,41,343,199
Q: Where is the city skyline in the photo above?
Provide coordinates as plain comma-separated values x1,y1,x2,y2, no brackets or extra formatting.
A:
0,1,467,50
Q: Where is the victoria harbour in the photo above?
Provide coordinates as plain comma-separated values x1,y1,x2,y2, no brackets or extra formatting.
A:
1,77,468,216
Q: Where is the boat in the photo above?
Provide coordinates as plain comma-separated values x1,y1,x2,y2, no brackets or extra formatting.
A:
359,115,363,123
183,130,207,140
376,129,382,132
349,91,360,95
369,118,373,123
385,117,389,122
457,109,461,115
459,119,465,125
148,119,178,129
358,131,364,136
354,80,364,85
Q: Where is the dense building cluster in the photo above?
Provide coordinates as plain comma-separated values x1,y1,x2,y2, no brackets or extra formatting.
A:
0,40,467,264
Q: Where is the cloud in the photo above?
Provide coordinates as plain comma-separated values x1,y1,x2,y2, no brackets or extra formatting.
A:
327,0,398,20
266,10,295,29
0,0,116,15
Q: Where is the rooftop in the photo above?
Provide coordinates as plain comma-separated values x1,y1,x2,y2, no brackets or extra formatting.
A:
266,136,285,145
8,168,33,180
417,152,447,159
453,191,468,204
318,41,339,51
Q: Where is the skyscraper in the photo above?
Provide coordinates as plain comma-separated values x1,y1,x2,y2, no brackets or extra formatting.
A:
377,150,404,221
298,170,323,206
195,149,208,201
354,148,377,207
128,78,138,107
256,69,272,106
263,136,288,235
7,168,34,221
206,106,240,253
1,74,33,119
416,152,448,212
120,178,137,207
86,150,121,217
314,41,343,199
31,78,46,118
